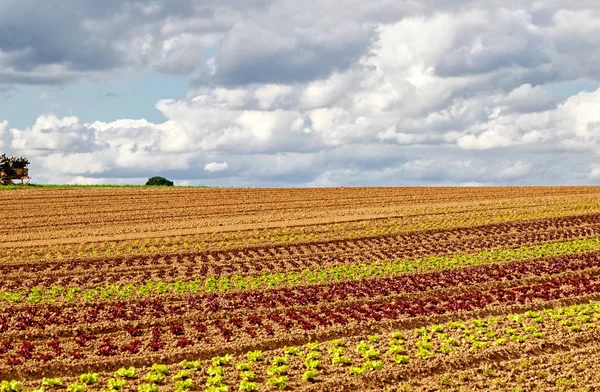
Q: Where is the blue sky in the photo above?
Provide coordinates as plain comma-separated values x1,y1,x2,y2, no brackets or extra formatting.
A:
2,1,600,186
544,81,600,97
1,72,189,129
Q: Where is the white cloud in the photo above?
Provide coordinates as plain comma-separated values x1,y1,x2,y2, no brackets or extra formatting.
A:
42,152,109,175
590,168,600,180
457,88,600,151
254,84,294,110
204,161,228,172
10,115,101,153
4,2,600,186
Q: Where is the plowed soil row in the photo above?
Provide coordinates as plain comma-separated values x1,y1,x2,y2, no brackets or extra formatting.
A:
2,189,539,241
3,188,600,254
5,187,597,221
2,224,595,291
4,212,600,286
3,193,542,231
0,199,589,253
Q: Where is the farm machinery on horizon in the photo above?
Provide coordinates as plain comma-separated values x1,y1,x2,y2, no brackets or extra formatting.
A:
0,154,30,185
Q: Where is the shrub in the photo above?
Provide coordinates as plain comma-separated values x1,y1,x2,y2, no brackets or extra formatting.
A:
145,176,174,186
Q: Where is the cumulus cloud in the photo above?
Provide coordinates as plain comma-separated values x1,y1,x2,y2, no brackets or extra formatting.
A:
457,88,600,151
9,116,100,153
3,1,600,185
204,161,228,172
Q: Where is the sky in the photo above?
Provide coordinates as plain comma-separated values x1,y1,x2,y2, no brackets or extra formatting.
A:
1,1,600,186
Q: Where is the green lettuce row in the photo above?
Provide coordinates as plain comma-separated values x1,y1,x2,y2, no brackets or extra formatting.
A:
2,237,600,304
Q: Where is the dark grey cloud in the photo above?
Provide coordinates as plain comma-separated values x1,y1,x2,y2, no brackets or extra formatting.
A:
212,20,373,85
0,0,130,71
2,0,599,89
0,0,219,86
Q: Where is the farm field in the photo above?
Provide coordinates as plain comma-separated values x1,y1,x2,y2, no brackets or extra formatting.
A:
2,186,600,391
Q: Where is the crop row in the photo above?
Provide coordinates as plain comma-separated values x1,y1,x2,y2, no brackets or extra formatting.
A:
4,200,600,264
2,273,600,370
3,260,600,339
4,211,600,288
3,248,600,333
406,345,600,391
3,237,600,305
2,301,599,390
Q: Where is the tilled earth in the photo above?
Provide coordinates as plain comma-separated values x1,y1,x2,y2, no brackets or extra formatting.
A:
2,186,600,391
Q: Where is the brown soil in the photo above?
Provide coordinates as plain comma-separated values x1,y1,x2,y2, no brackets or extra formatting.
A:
8,298,600,389
2,187,600,256
3,212,600,290
4,187,600,390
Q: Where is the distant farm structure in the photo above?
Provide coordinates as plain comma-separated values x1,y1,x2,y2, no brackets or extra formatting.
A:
0,154,30,185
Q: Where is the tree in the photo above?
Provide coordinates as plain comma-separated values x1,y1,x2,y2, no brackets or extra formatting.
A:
1,154,30,184
0,154,14,178
145,176,174,186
